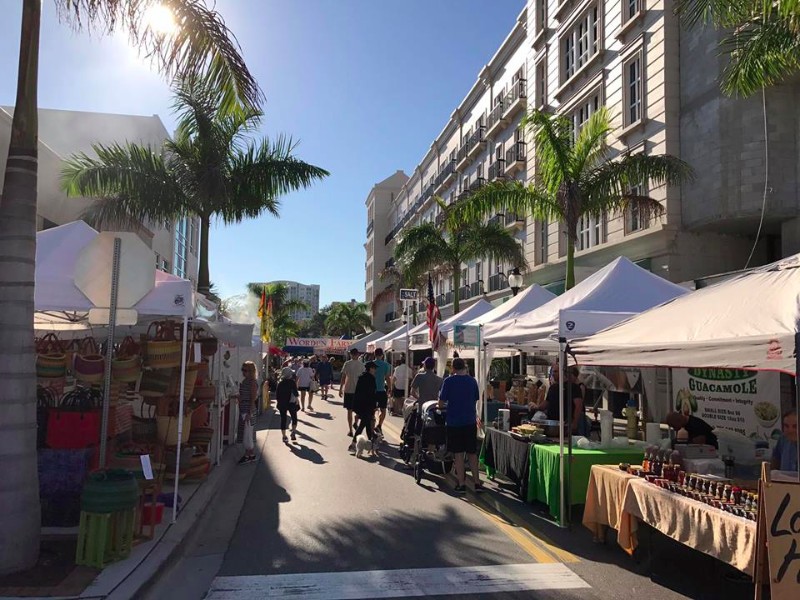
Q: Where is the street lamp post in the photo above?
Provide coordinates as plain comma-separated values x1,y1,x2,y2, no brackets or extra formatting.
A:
507,267,523,296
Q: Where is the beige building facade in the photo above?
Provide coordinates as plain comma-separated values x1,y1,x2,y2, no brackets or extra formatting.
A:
0,107,200,286
366,1,797,332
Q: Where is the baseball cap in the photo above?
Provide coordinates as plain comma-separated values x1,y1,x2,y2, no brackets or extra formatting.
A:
374,348,384,356
452,358,466,371
364,361,377,370
349,348,361,355
423,357,435,369
281,367,295,379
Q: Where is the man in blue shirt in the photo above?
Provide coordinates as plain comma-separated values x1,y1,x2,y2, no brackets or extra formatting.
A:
439,358,483,494
373,348,392,433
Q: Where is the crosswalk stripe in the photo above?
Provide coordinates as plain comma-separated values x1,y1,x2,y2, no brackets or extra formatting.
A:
207,563,590,599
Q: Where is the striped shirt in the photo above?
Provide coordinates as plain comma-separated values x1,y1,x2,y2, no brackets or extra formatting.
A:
239,377,258,415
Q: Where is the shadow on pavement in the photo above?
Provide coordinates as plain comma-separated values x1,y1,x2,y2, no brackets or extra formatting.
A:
220,455,517,577
288,443,326,465
305,411,334,420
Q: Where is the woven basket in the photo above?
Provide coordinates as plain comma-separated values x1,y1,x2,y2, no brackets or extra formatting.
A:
74,337,105,383
199,337,218,357
143,321,182,369
36,333,67,379
188,426,214,446
112,356,141,383
140,367,173,399
157,414,193,447
193,384,216,404
167,362,199,400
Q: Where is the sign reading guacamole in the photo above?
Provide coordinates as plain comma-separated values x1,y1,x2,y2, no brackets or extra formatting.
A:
672,368,780,441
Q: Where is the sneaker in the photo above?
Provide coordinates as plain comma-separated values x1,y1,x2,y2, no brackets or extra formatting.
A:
454,485,467,495
282,435,288,443
237,456,252,466
291,431,297,441
474,482,485,493
348,442,356,453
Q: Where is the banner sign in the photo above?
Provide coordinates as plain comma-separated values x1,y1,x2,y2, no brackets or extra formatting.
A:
284,337,352,352
762,481,800,597
671,368,780,441
453,324,480,347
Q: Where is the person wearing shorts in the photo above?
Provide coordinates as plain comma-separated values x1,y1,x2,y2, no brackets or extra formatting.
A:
439,358,483,494
295,361,315,411
372,348,392,433
390,357,410,416
339,348,365,436
315,354,334,399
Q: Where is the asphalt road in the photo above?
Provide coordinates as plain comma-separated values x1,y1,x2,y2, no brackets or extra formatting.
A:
145,389,724,600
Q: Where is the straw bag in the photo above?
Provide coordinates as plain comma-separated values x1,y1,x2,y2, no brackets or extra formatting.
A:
167,361,199,400
193,383,216,404
140,367,174,400
132,402,157,443
36,333,67,379
196,330,219,357
112,336,141,383
74,337,105,383
143,321,182,369
157,414,193,448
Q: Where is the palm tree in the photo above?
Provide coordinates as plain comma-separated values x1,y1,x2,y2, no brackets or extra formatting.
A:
325,302,372,338
246,283,310,347
448,108,693,290
369,265,426,326
0,0,260,575
676,1,800,97
61,78,329,295
394,219,528,314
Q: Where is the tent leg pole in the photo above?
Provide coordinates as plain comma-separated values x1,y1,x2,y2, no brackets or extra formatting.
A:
99,237,122,469
558,339,566,528
173,316,189,523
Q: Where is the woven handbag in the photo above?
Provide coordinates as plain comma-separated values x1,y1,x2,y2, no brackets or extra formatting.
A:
36,385,59,448
193,383,216,404
36,333,67,379
167,362,199,400
196,329,219,357
112,335,142,383
46,386,103,449
131,402,157,443
74,337,105,383
140,367,174,400
143,321,182,369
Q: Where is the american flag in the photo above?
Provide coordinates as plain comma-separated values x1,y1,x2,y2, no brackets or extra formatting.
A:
426,274,441,350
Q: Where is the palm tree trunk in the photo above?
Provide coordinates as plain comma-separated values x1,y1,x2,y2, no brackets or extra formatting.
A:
452,266,461,313
197,215,210,295
565,236,576,291
0,0,42,575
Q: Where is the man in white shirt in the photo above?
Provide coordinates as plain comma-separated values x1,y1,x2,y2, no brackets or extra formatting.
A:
390,357,410,416
339,348,365,436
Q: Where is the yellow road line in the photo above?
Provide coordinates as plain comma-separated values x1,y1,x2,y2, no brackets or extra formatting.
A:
380,418,578,564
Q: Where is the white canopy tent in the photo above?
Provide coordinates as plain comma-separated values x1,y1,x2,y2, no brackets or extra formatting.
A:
482,257,690,351
367,323,410,353
347,330,384,353
409,299,495,351
570,254,800,374
464,285,557,328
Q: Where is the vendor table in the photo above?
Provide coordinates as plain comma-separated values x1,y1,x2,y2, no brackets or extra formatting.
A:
481,427,531,499
582,465,757,575
528,445,644,522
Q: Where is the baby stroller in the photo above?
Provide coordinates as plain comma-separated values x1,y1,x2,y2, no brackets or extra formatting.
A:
398,401,421,464
410,401,454,484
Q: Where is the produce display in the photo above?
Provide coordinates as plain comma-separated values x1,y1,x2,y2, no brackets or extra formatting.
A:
510,423,547,443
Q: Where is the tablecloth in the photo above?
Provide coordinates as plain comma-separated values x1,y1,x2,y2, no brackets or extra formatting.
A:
582,465,638,541
481,427,532,499
528,444,644,521
618,477,757,574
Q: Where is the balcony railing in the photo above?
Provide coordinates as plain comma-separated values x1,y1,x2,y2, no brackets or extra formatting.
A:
488,214,503,227
384,311,398,323
385,257,395,269
459,286,471,301
467,125,487,160
435,212,447,228
470,281,482,297
468,176,486,193
504,79,527,117
366,220,374,237
505,212,524,226
456,142,470,170
435,159,457,194
487,102,506,136
385,221,403,245
505,141,527,176
488,159,506,181
488,272,508,292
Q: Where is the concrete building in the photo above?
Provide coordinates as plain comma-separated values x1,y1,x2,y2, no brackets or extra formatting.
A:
0,107,200,286
269,280,320,321
366,1,798,331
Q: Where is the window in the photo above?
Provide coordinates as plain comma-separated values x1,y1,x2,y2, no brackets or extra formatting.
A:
475,261,482,282
623,53,643,126
626,184,650,233
562,6,600,81
535,58,547,108
624,0,641,23
571,91,602,137
476,161,484,180
174,217,189,278
536,220,549,264
535,0,547,34
577,213,606,250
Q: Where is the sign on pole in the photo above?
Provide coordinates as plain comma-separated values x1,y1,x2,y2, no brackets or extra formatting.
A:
453,324,480,347
399,288,418,301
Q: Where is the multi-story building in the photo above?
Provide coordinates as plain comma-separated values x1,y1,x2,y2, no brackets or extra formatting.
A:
365,170,409,330
0,107,201,286
270,280,320,321
366,1,799,331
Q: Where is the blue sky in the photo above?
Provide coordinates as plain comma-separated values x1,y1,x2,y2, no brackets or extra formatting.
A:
0,0,526,307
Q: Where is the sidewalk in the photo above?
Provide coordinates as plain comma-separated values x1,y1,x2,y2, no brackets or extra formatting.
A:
0,410,272,600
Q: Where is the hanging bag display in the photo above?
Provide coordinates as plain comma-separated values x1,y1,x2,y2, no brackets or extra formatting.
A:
131,402,157,443
142,320,182,369
36,333,67,379
37,385,59,448
74,337,105,383
196,329,219,357
46,386,103,449
112,335,142,383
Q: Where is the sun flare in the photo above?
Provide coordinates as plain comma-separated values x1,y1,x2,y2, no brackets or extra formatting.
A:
146,4,177,36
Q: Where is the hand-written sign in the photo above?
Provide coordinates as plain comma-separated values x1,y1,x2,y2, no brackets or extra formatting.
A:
764,481,800,596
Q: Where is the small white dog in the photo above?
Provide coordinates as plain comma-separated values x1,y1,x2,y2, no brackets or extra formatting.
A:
355,434,372,458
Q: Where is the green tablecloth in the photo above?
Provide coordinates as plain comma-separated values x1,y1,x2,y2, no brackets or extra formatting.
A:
528,444,644,522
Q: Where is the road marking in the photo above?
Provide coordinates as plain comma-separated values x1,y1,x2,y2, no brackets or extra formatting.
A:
207,563,589,599
381,417,578,564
